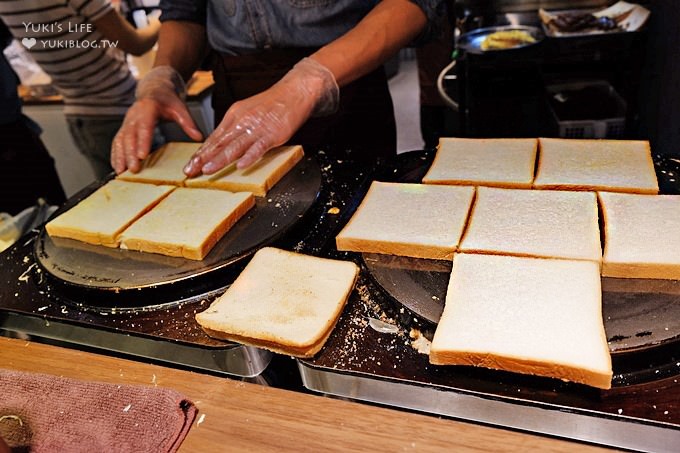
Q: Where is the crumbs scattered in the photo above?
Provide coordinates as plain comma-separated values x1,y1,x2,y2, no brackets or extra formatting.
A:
197,414,206,426
18,263,37,282
123,404,131,412
409,328,431,355
327,207,340,215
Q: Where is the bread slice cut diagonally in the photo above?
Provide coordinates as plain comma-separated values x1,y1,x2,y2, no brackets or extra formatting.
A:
335,181,476,260
599,191,680,279
459,186,602,262
195,247,359,357
117,141,200,186
45,179,175,247
423,137,538,189
533,138,658,194
185,145,304,197
119,187,254,260
430,253,612,390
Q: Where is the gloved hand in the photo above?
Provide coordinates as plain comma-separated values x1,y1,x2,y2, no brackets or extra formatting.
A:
183,57,339,176
111,65,203,174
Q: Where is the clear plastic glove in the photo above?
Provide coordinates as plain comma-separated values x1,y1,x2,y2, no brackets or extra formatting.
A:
111,65,203,174
183,57,339,176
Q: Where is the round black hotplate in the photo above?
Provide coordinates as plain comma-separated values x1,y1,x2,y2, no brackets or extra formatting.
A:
34,156,321,308
363,151,680,364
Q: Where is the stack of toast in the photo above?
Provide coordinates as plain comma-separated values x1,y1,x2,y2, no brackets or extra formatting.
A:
46,143,303,260
335,137,673,389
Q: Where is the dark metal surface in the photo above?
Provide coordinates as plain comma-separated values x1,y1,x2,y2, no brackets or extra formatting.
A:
35,155,321,293
457,25,545,54
363,254,450,323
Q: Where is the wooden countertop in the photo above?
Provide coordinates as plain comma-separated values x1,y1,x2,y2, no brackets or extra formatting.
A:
0,337,612,452
18,71,214,105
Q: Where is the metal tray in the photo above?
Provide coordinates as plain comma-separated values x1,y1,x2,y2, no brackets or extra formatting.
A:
539,7,646,39
34,156,321,292
298,270,680,452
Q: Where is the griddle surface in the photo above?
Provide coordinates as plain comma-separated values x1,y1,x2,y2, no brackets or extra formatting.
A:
35,156,320,293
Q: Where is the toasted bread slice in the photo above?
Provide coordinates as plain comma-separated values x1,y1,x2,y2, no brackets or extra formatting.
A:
120,188,254,260
336,181,475,260
117,142,200,186
45,180,174,247
533,138,658,194
423,138,537,189
185,145,304,196
460,186,601,262
599,191,680,279
430,253,612,389
195,247,359,357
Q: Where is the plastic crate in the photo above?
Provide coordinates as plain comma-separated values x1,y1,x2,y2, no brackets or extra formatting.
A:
546,80,627,138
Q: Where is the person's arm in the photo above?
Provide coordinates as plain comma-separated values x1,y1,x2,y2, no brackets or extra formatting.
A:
310,0,426,86
153,20,208,80
182,0,428,176
110,20,206,174
92,9,160,56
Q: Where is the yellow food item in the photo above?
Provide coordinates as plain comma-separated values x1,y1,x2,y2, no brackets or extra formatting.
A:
481,30,536,50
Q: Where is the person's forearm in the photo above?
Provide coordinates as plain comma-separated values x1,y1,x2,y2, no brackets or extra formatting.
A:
310,0,427,86
153,21,208,81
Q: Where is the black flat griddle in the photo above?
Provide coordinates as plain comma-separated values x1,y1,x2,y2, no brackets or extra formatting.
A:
363,151,680,358
33,156,320,307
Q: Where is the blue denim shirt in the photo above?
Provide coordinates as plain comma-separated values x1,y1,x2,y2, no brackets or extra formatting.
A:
160,0,445,55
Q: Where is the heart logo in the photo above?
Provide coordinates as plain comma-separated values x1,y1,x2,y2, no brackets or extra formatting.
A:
22,37,37,49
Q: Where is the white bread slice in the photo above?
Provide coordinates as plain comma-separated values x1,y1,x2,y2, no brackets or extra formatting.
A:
195,247,359,357
460,187,602,262
430,253,612,389
599,191,680,279
119,188,254,260
185,145,304,196
423,137,537,189
533,138,658,194
45,180,174,247
117,142,200,185
335,182,475,260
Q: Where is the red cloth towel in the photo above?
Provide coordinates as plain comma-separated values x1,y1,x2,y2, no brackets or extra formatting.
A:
0,368,197,452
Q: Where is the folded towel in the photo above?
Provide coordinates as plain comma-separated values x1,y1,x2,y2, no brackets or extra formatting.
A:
0,368,197,452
